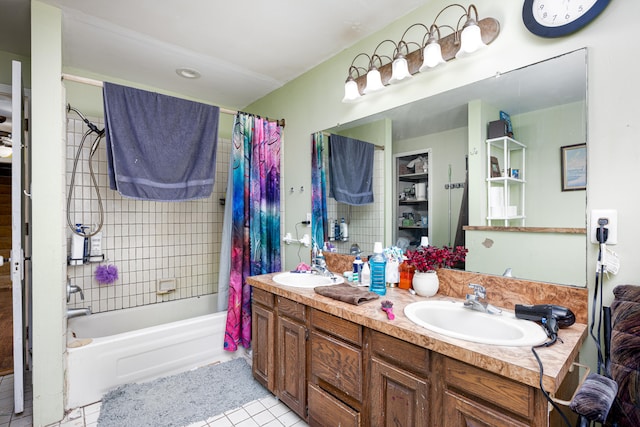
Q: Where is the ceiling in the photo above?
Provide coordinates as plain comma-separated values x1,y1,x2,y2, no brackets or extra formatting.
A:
1,0,426,109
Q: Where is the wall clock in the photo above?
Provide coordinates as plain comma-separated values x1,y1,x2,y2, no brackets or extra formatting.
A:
523,0,610,38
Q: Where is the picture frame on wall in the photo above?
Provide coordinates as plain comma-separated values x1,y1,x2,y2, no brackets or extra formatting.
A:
561,143,587,191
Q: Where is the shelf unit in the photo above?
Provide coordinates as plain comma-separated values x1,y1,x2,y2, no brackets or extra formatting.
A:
395,150,430,247
486,137,526,226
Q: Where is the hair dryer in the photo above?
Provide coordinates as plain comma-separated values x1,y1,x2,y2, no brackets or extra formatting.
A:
515,304,576,338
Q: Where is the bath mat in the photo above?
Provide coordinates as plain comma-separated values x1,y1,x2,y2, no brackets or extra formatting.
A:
97,357,270,427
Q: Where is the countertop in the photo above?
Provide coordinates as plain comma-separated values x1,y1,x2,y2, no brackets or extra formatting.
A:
247,272,588,393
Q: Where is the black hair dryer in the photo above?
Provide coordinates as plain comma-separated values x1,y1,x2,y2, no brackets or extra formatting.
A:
515,304,576,337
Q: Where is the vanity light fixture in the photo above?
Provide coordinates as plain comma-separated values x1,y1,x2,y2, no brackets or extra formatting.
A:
455,4,487,58
388,41,413,84
420,25,446,71
342,3,499,103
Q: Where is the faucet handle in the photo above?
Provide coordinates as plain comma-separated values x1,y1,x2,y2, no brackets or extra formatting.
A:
468,283,486,298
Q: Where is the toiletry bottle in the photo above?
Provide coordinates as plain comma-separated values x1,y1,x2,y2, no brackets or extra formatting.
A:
340,217,348,241
81,226,90,264
398,256,415,290
70,224,85,265
328,217,334,241
361,260,371,286
89,231,103,262
352,255,363,284
334,220,340,241
369,242,387,295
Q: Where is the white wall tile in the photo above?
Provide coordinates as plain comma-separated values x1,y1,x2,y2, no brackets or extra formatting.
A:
65,116,229,313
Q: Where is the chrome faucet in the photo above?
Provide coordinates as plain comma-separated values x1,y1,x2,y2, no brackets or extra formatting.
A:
464,284,502,315
67,279,85,302
67,307,92,319
311,253,337,280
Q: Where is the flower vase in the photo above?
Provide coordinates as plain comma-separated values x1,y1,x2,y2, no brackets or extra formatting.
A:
412,270,439,297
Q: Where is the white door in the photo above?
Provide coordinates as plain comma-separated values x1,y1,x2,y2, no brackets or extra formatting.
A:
11,60,25,414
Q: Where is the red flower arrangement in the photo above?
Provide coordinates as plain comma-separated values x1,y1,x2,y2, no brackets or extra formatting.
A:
405,245,468,272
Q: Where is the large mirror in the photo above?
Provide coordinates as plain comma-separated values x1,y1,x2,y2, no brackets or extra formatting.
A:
314,49,587,287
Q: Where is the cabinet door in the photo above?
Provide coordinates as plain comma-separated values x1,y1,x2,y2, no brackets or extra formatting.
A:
252,303,275,392
277,315,307,418
308,383,360,427
370,358,429,427
443,390,531,427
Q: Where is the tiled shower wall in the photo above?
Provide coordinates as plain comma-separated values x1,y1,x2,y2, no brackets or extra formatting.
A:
65,115,229,313
325,147,385,255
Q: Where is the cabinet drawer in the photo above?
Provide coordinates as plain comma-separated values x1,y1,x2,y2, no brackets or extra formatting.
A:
308,383,360,427
311,309,362,346
277,296,306,322
252,287,274,308
310,331,362,402
443,357,534,419
370,330,430,377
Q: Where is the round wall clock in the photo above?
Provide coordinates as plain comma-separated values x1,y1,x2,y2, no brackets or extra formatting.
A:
523,0,610,38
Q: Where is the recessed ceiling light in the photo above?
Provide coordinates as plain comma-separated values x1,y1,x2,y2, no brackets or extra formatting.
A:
176,68,201,79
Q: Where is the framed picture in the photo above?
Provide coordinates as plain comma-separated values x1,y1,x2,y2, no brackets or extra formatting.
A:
561,143,586,191
490,156,501,177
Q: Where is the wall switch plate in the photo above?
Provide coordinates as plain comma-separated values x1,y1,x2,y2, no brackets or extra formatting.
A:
306,213,312,227
590,209,617,245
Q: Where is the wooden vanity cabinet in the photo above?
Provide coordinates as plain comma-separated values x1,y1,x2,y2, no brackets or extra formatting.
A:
251,289,307,419
251,288,275,392
251,285,577,427
308,309,364,427
276,296,307,418
437,355,549,427
368,330,431,427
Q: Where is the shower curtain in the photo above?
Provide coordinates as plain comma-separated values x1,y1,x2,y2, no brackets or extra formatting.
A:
311,132,328,249
224,113,282,351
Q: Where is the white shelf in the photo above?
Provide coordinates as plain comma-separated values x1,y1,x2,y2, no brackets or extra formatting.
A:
486,136,526,226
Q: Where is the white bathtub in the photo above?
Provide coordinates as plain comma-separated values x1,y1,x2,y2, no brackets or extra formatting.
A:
65,294,237,409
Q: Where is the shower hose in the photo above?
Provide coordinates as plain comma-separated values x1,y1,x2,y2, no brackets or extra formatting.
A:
66,104,105,238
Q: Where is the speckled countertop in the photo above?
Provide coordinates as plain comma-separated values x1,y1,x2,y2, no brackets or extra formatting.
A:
247,272,588,393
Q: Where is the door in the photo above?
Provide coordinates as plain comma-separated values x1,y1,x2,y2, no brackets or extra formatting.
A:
10,60,25,414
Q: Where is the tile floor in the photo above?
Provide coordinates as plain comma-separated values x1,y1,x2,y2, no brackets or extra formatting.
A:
0,374,308,427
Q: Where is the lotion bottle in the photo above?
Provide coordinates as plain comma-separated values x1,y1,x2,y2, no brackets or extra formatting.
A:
340,217,348,241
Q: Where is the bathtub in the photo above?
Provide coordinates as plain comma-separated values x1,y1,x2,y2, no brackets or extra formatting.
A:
65,294,237,409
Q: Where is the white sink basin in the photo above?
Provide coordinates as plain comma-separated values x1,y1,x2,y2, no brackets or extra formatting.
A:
272,272,344,288
404,300,548,346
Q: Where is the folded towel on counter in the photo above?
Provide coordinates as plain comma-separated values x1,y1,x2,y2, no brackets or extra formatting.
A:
314,283,379,305
103,82,220,201
328,135,374,205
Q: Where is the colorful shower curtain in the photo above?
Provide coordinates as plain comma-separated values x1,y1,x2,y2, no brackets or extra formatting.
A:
311,132,328,250
224,113,282,351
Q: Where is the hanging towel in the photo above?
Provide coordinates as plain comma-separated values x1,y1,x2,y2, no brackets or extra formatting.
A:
103,82,220,201
328,135,374,205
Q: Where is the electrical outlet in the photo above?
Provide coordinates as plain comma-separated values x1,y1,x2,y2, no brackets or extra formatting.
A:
306,213,312,227
590,209,617,245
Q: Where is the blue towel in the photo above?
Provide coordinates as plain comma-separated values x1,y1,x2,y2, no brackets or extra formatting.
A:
328,135,374,205
103,82,219,201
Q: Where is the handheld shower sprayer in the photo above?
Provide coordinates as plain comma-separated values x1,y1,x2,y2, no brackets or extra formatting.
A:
66,104,105,240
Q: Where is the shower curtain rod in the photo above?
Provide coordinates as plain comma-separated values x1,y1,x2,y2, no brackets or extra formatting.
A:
61,73,286,127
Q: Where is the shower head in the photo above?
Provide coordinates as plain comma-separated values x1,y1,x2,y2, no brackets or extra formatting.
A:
67,104,104,136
